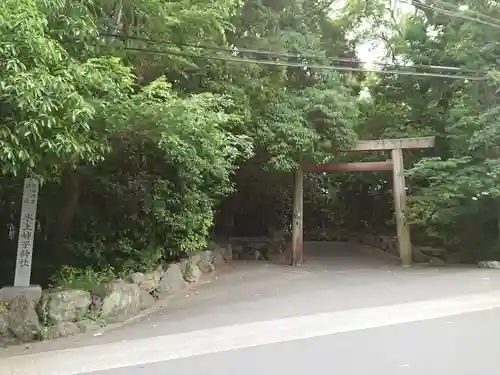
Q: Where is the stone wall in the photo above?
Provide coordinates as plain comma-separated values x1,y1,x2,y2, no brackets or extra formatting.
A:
229,233,287,263
229,229,459,265
314,231,455,265
0,246,230,347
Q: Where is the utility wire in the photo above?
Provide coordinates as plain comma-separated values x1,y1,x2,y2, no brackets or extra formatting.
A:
122,46,488,80
431,0,500,26
399,0,500,30
103,33,485,74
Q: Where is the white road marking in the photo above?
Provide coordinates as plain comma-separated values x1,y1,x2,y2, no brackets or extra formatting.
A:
2,291,500,375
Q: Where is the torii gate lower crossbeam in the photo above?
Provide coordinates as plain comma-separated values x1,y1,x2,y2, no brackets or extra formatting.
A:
290,137,435,267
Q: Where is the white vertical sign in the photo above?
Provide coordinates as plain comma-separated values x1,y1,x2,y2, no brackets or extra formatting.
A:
14,178,39,287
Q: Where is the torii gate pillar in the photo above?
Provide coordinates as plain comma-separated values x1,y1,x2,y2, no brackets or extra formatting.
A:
291,168,304,266
391,147,411,266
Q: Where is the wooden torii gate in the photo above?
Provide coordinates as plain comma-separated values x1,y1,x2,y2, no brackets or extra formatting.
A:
290,136,435,267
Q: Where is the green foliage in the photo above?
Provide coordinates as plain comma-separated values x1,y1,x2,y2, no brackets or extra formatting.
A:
355,0,500,255
407,157,485,224
49,265,119,290
4,0,500,285
0,0,255,286
258,74,359,170
0,0,135,177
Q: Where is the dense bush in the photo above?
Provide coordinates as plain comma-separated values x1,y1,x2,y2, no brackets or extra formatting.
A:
2,0,500,289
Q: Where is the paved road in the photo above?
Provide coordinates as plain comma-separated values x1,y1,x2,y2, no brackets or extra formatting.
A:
2,242,500,375
87,309,500,375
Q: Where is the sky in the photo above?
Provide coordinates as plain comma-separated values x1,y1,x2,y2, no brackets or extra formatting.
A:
331,0,415,67
342,0,474,67
328,0,415,99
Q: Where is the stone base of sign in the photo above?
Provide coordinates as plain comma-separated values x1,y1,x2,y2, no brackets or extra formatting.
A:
0,285,42,303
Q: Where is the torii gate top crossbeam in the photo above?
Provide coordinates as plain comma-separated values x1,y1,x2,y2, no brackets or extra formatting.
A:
352,137,435,151
303,160,393,173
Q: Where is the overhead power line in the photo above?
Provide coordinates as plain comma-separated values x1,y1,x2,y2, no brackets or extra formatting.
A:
103,33,486,75
399,0,500,30
122,46,488,80
431,0,500,26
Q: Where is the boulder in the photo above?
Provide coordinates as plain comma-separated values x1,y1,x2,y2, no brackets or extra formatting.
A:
428,257,446,266
77,318,102,333
325,229,337,241
251,243,270,260
0,333,18,347
363,234,381,248
412,246,431,263
337,230,350,242
234,242,269,261
38,290,91,324
420,246,447,257
4,295,40,342
347,235,359,243
92,282,141,323
213,247,227,266
157,263,186,296
446,252,463,265
235,247,256,261
139,290,156,310
271,229,287,238
0,286,42,304
179,259,188,274
128,272,145,285
225,244,233,261
190,253,202,265
200,250,214,263
180,259,202,284
0,308,15,347
144,269,164,291
381,236,398,256
268,243,289,263
270,231,287,246
359,235,369,245
478,260,500,269
43,322,80,340
318,231,329,241
268,238,284,254
128,269,163,293
231,244,244,260
380,236,394,249
89,294,103,316
198,251,216,273
0,307,8,335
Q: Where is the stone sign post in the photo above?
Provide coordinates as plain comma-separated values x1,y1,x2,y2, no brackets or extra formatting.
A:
0,177,42,302
14,178,39,286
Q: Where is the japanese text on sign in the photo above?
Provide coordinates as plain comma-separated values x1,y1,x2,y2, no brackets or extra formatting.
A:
14,178,39,286
22,180,39,205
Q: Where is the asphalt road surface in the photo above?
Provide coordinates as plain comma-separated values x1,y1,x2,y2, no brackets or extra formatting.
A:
3,242,500,375
86,309,500,375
